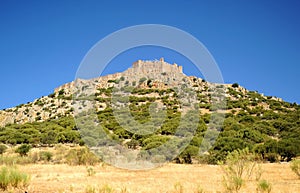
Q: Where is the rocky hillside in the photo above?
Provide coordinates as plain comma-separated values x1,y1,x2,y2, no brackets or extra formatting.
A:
0,58,287,127
0,58,299,164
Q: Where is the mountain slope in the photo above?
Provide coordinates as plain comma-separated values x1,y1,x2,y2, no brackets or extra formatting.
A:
0,58,299,164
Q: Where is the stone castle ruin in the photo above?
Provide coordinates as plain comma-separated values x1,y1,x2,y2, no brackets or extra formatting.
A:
125,58,183,75
54,58,184,95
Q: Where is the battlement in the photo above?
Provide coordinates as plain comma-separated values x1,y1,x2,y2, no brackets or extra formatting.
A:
131,58,183,74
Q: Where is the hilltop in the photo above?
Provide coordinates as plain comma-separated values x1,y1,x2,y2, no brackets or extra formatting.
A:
0,59,299,164
0,58,285,126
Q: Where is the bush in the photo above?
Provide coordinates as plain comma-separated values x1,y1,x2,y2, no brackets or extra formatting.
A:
265,153,278,163
86,166,96,177
0,166,30,190
48,93,56,98
232,83,239,88
0,144,7,155
99,184,114,193
257,179,272,193
84,184,115,193
58,89,65,95
85,185,97,193
41,130,58,145
39,151,53,162
139,77,147,83
173,182,184,193
290,159,300,178
219,148,261,192
15,144,31,156
66,147,100,166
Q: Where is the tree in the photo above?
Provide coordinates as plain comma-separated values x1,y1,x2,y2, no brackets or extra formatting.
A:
58,89,65,95
208,137,247,164
278,139,299,161
0,144,7,155
139,77,147,83
41,130,58,145
178,145,199,164
15,144,31,156
232,83,239,88
254,139,279,162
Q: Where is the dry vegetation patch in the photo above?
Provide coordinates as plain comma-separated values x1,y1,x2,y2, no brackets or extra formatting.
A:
13,163,298,193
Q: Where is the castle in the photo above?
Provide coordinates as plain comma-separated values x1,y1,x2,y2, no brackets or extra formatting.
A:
126,58,183,74
54,58,184,94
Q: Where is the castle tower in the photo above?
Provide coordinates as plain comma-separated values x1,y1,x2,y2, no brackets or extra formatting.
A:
178,65,183,73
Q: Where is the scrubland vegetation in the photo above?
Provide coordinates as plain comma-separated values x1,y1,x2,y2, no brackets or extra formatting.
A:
0,84,299,192
1,86,299,164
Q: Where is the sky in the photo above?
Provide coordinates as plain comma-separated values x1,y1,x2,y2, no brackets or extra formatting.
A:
0,0,299,109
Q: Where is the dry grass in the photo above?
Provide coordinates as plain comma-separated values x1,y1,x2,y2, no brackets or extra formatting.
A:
14,163,299,193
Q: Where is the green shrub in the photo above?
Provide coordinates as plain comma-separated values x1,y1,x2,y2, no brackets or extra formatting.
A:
41,130,58,145
85,185,97,193
120,186,128,193
99,184,114,193
290,159,300,178
15,144,31,156
108,79,120,84
84,184,115,193
139,77,147,83
257,179,272,193
265,153,278,163
232,83,239,88
0,144,7,155
58,89,65,95
39,151,53,162
0,166,30,190
194,185,205,193
86,166,96,177
48,93,56,98
173,182,184,193
66,147,100,166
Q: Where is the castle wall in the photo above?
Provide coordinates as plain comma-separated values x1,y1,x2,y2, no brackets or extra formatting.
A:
130,58,183,75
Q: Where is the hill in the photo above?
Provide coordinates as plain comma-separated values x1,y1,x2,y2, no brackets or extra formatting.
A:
0,58,299,164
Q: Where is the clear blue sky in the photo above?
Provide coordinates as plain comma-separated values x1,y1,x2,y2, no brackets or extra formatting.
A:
1,0,299,109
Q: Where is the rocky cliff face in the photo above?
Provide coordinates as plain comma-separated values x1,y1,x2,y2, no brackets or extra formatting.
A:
0,58,285,127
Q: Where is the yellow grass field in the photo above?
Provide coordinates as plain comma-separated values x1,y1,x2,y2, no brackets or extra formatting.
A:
14,163,299,193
